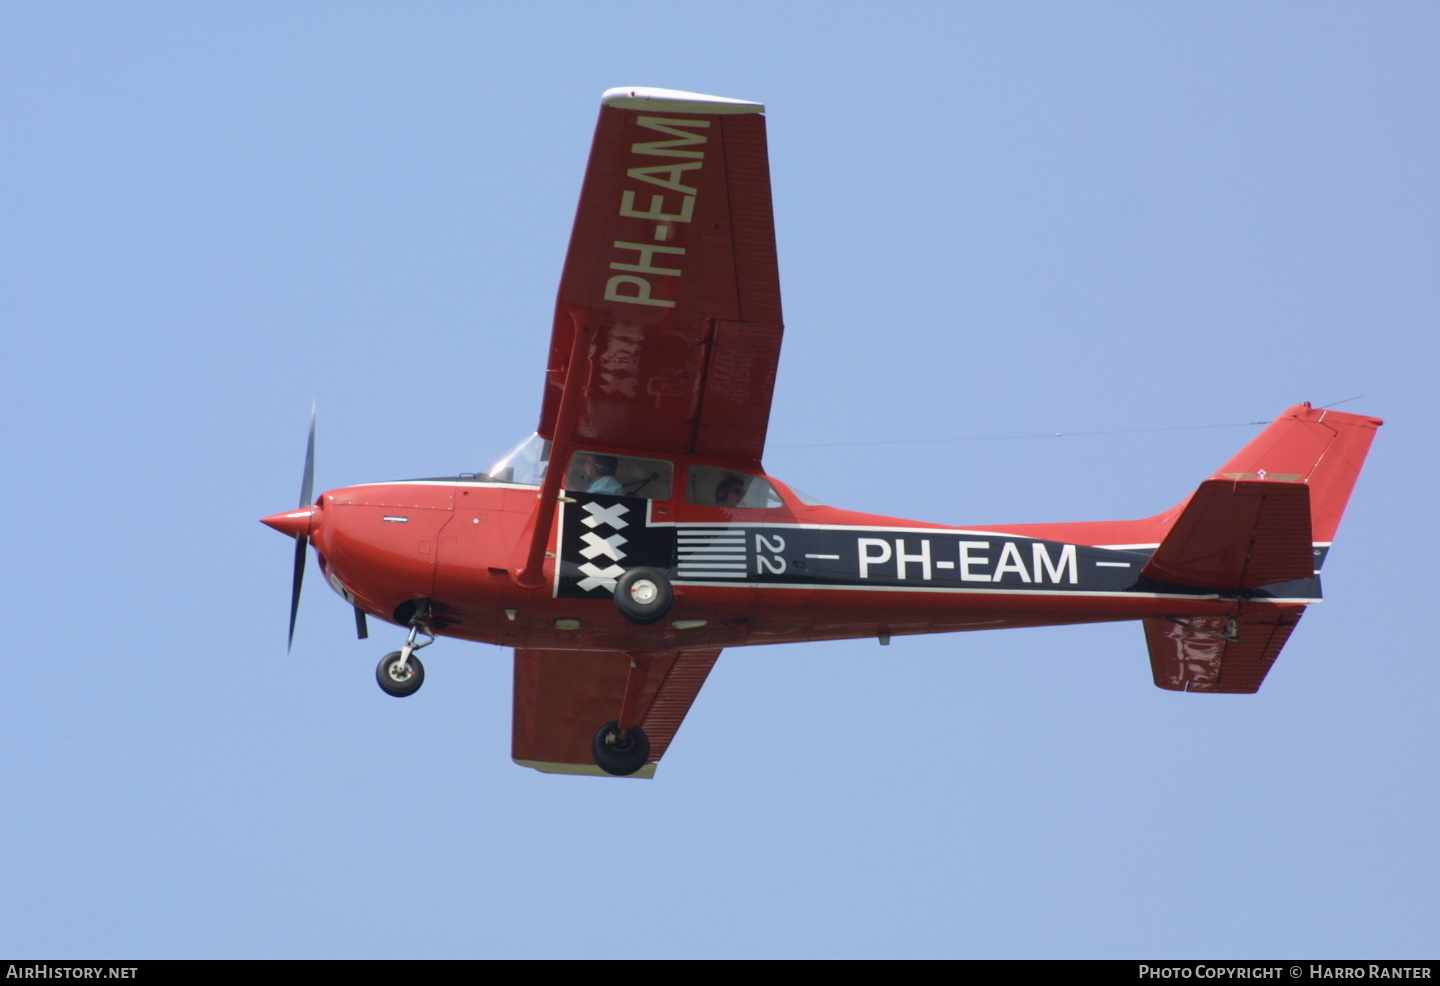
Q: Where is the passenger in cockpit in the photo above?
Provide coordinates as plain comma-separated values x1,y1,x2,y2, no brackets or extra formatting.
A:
715,475,745,507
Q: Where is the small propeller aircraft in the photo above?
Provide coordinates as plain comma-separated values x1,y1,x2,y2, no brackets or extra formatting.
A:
262,87,1381,778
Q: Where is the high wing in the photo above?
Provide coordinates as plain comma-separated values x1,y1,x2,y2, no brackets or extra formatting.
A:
538,87,783,462
512,648,721,777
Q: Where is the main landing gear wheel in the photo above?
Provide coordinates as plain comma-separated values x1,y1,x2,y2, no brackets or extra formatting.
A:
614,567,673,625
376,650,425,697
591,721,651,776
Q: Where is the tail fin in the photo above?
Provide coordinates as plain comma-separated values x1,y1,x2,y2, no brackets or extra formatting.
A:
980,403,1381,551
1140,403,1380,589
1207,402,1382,545
1141,404,1379,694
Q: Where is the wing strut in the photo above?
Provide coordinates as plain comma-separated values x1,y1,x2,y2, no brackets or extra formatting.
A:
515,311,592,588
616,653,654,732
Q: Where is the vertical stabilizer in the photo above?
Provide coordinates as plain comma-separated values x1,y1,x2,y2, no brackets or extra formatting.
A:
1208,403,1382,545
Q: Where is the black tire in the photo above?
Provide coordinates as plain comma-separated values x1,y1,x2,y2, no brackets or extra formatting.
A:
614,567,673,625
376,650,425,697
591,721,652,776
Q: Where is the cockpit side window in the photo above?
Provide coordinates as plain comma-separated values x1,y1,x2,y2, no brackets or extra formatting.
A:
686,466,785,509
567,451,674,500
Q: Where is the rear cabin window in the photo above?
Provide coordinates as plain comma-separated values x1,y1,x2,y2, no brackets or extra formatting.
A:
687,466,785,509
566,451,673,500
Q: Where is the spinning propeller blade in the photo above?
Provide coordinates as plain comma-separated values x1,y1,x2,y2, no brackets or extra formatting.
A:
299,404,316,510
288,533,307,651
287,406,316,652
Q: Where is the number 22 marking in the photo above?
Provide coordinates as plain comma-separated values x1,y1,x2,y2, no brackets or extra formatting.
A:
755,533,786,575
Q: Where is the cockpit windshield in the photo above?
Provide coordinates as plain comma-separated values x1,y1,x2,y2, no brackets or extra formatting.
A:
485,433,550,486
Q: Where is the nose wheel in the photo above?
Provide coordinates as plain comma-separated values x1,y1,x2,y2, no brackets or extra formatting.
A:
377,650,425,697
375,618,434,697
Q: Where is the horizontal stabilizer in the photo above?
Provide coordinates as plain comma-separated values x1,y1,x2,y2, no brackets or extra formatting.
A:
1145,609,1304,693
1141,480,1313,589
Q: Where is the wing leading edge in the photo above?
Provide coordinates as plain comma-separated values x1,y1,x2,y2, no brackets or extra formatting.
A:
539,87,783,462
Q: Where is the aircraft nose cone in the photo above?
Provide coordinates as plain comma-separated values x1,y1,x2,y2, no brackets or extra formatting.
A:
260,507,315,538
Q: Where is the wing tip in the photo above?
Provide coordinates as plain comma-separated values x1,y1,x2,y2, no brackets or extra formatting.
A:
513,758,658,779
602,86,764,115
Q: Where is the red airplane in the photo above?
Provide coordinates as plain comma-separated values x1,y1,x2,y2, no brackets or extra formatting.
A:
262,87,1381,778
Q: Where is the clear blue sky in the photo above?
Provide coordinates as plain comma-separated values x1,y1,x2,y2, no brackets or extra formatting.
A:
2,1,1435,958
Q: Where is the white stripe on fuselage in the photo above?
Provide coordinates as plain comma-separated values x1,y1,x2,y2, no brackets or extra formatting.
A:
669,580,1319,603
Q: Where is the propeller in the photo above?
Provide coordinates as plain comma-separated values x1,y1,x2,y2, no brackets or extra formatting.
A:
288,405,317,651
263,405,369,647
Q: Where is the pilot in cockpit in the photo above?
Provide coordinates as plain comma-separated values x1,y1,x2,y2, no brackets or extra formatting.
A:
580,454,624,495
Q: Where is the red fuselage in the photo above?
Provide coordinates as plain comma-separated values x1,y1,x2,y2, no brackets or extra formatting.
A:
287,462,1290,656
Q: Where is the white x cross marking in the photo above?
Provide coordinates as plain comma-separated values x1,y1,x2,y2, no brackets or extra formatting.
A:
581,501,629,530
577,561,625,593
580,531,627,562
